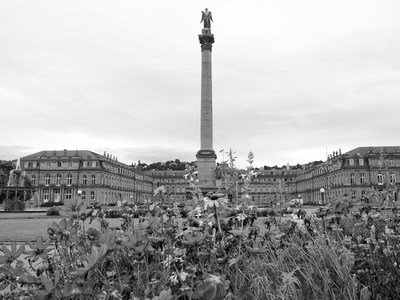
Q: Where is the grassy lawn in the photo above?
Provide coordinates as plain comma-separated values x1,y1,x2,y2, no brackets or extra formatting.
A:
0,216,122,243
0,206,318,243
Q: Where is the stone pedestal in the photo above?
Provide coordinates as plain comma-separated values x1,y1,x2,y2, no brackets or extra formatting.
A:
196,31,217,192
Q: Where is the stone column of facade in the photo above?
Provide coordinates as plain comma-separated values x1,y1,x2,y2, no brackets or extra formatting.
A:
196,29,217,191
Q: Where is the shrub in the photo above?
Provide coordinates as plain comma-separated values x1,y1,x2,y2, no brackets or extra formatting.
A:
46,206,61,216
40,201,64,207
4,196,25,211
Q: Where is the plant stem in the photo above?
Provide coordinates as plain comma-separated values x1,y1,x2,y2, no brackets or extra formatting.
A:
214,206,222,233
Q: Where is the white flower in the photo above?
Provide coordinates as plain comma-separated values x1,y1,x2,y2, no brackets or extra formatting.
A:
179,271,188,281
236,213,247,222
169,272,179,284
385,226,394,235
204,196,228,209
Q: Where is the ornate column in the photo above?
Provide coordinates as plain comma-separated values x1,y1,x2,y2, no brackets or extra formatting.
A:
196,13,217,192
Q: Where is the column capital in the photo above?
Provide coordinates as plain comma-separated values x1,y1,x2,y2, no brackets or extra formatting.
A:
199,33,215,51
196,149,217,159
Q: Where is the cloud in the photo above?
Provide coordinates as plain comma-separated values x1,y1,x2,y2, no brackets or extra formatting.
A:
1,0,400,170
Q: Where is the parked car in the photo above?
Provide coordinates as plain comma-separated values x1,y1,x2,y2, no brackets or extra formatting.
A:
289,198,303,207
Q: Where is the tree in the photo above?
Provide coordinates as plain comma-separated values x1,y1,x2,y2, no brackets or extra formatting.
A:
0,160,13,187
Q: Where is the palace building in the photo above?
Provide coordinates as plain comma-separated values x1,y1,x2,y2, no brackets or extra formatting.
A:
18,150,153,207
10,146,400,207
296,146,400,204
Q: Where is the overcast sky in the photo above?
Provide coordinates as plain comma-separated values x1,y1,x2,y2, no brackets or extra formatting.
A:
1,0,399,169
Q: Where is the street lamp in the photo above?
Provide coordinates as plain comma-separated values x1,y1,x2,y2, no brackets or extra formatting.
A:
130,195,133,205
320,188,325,205
77,189,82,197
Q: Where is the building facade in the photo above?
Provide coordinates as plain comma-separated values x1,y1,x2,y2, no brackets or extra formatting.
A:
145,170,188,204
19,150,153,206
244,169,300,206
14,146,400,208
296,147,400,204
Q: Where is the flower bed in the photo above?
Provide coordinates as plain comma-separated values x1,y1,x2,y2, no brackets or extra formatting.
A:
1,158,400,299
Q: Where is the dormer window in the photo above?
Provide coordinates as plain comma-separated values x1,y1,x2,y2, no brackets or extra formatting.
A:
359,159,364,166
349,159,354,166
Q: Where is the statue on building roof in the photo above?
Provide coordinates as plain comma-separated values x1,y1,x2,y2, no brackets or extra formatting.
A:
201,8,213,29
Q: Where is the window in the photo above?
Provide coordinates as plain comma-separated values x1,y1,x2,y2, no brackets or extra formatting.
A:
349,159,354,166
91,174,96,185
33,162,37,168
390,173,396,184
45,174,51,186
91,161,97,167
377,173,384,185
390,160,394,166
82,174,87,185
351,191,356,200
359,159,364,166
350,173,355,184
91,191,95,201
47,162,51,168
360,173,365,184
56,174,61,186
361,190,366,199
24,162,29,168
31,175,36,185
54,189,61,202
83,161,88,167
43,189,50,202
68,162,72,167
65,190,72,199
67,174,72,186
57,162,62,167
82,191,86,200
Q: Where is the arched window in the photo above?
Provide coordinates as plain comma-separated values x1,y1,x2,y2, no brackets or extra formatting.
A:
31,174,36,185
91,174,96,185
360,173,365,184
82,174,87,185
377,173,384,185
67,174,72,186
350,173,355,184
390,173,396,184
91,191,95,201
56,174,61,186
45,174,51,186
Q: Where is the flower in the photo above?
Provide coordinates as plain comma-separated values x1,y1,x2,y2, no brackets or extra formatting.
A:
236,213,248,222
0,241,25,268
48,218,78,247
86,228,101,242
193,274,224,300
0,265,23,291
204,193,229,209
70,244,108,278
24,236,52,262
59,196,93,219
